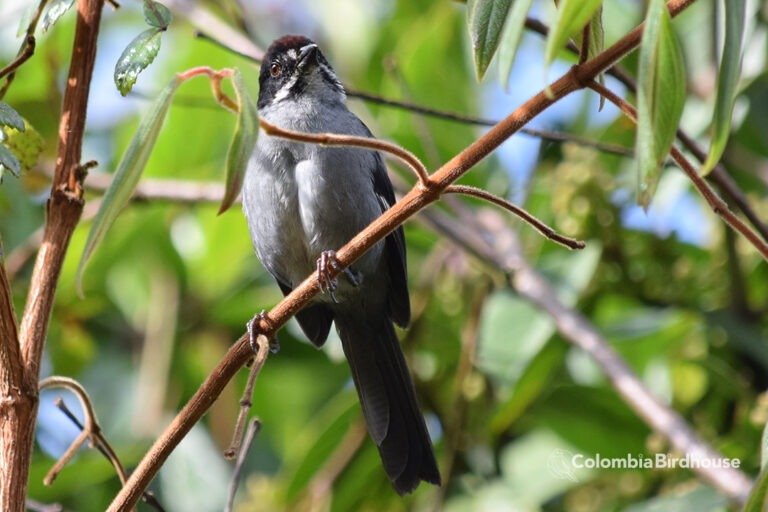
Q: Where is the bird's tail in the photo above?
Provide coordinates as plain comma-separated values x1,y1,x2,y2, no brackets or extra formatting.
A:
334,308,441,494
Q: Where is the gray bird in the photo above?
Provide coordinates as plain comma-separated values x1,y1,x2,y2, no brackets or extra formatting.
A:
242,35,441,494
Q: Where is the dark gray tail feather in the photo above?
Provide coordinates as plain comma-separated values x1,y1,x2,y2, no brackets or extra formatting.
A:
335,308,441,494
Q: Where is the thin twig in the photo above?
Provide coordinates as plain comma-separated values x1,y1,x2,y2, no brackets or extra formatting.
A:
54,400,165,511
588,81,768,261
38,377,99,486
0,0,49,99
445,185,585,250
259,118,431,185
224,418,262,512
224,336,269,459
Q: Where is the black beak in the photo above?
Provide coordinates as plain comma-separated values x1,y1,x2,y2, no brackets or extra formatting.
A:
297,44,318,69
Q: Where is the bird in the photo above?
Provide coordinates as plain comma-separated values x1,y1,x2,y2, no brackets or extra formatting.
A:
241,34,441,495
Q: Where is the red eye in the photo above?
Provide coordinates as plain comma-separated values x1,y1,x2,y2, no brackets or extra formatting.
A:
270,63,282,77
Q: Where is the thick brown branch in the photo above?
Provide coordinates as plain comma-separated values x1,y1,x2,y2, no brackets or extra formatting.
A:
108,1,701,508
1,1,105,509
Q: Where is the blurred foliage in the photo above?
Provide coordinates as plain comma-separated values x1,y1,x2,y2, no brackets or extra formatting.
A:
1,0,768,511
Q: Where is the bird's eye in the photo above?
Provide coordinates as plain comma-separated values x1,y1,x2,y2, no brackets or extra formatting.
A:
270,63,282,78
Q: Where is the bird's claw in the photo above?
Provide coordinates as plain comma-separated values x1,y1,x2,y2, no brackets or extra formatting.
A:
247,310,280,354
317,250,340,302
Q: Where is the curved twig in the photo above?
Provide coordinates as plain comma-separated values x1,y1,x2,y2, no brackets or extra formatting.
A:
224,418,262,512
444,185,585,250
259,117,431,185
38,377,100,486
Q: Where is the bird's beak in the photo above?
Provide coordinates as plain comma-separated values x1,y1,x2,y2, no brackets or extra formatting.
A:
297,43,318,69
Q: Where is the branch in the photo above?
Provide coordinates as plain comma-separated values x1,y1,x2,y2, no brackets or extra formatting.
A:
472,211,752,502
2,0,105,508
0,0,48,99
444,185,585,250
224,418,261,512
523,16,768,243
108,1,704,508
259,118,430,185
588,81,768,260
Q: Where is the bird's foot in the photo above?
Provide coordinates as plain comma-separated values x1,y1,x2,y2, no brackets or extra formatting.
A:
246,310,280,354
317,250,340,302
317,251,362,303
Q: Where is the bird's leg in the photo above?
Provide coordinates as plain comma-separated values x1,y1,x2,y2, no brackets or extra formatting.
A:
317,250,362,303
246,310,280,354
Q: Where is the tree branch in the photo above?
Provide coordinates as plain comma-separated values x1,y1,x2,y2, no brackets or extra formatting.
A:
108,1,701,508
588,81,768,260
1,0,105,509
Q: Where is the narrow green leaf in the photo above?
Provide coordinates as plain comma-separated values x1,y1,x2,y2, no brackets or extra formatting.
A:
219,69,258,215
701,0,746,176
635,0,687,209
113,28,163,96
743,467,768,512
0,144,21,179
142,0,172,29
76,78,180,293
468,0,513,80
544,0,603,67
761,419,768,470
573,7,605,110
0,102,25,131
498,0,534,89
42,0,76,32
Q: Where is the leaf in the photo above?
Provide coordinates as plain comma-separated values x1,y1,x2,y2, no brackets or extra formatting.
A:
142,0,172,29
701,0,746,176
219,69,258,214
572,7,605,109
744,467,768,512
0,102,25,131
477,243,602,386
0,144,21,179
544,0,603,67
497,0,534,90
113,28,163,96
468,0,513,80
635,0,686,209
42,0,76,32
76,78,180,293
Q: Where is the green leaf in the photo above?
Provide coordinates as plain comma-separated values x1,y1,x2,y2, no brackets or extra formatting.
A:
219,69,258,214
635,0,687,209
744,467,768,512
701,0,746,176
142,0,172,29
76,78,180,293
572,7,605,109
490,340,567,434
42,0,76,32
497,0,534,90
468,0,513,80
477,243,602,386
0,144,21,179
113,28,163,96
544,0,603,67
0,102,25,131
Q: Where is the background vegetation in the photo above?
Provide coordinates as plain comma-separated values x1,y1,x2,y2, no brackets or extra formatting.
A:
1,0,768,510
